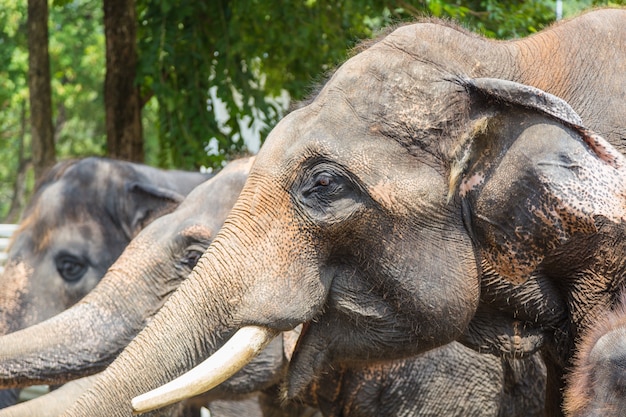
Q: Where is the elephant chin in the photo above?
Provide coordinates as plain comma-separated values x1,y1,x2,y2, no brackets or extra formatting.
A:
131,325,280,414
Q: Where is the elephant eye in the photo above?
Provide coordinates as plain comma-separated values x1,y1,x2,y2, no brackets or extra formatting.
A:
315,173,332,188
297,164,366,225
181,245,206,269
55,254,88,282
303,172,342,198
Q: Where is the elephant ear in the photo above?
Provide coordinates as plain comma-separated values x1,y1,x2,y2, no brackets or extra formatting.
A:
453,77,626,284
119,182,185,239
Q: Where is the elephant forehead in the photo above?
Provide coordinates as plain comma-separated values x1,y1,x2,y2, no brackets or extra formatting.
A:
254,97,447,218
46,221,106,257
15,182,96,254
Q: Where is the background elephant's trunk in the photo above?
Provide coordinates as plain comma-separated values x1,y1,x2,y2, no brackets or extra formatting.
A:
0,376,97,417
0,267,152,387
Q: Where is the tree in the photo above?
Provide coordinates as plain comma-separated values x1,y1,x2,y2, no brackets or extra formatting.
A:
2,100,31,223
134,0,561,170
27,0,56,181
1,0,106,220
104,0,143,162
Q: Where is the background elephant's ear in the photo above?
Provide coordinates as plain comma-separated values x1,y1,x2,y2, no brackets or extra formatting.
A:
120,182,185,239
454,78,626,284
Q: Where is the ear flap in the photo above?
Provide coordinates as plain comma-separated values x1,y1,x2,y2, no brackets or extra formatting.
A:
455,78,626,284
463,78,624,168
120,182,185,239
463,78,584,127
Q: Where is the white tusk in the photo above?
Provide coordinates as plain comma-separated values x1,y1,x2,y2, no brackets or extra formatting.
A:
131,325,279,414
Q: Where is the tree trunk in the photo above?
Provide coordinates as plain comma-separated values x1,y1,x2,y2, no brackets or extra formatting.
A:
103,0,144,162
3,100,33,224
27,0,56,182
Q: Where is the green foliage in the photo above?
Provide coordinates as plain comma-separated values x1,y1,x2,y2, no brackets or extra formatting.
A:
49,0,106,157
0,0,28,219
136,0,397,169
429,0,555,38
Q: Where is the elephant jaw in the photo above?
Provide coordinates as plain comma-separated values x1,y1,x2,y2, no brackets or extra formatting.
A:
131,325,280,414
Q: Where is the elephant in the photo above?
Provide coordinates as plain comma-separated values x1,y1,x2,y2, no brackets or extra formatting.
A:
11,8,626,417
562,289,626,417
0,157,209,407
0,156,545,417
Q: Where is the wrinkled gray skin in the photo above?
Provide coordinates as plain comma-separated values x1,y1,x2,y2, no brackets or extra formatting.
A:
0,157,209,408
563,290,626,417
306,343,545,417
23,9,626,417
0,158,547,416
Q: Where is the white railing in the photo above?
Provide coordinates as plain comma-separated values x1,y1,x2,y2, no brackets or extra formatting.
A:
0,224,18,273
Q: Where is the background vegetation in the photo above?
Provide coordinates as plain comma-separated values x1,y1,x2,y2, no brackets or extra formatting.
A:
1,0,624,220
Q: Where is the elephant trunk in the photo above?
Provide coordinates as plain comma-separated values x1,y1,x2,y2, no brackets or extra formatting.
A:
0,261,33,336
61,248,240,416
0,267,153,387
62,179,327,416
0,376,97,417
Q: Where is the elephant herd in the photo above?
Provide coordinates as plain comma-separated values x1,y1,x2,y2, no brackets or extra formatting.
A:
1,7,626,417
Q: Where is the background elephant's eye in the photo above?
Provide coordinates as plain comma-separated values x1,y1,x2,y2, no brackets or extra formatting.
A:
55,254,88,282
182,249,203,269
181,244,208,269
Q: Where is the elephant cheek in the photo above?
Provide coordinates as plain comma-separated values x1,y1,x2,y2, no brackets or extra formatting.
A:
0,261,33,334
224,218,332,328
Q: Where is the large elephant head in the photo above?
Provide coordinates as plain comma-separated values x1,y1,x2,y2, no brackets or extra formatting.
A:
0,157,208,407
51,11,626,417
